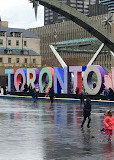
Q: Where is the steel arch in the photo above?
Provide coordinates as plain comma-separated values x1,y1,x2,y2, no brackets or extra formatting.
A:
36,0,114,51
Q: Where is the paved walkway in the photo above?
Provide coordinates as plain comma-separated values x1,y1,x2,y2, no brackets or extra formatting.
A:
0,98,113,160
0,93,114,105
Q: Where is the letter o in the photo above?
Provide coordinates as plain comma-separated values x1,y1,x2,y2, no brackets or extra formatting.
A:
83,65,105,95
39,67,54,93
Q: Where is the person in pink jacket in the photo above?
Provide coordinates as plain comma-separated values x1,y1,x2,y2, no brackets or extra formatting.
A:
103,110,114,141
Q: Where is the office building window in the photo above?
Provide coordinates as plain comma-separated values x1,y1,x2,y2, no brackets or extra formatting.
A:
0,57,3,63
16,40,19,46
33,59,36,63
7,50,12,54
0,31,5,37
8,40,11,46
16,58,19,63
14,33,21,37
8,58,11,63
24,41,27,46
0,39,3,45
25,58,27,63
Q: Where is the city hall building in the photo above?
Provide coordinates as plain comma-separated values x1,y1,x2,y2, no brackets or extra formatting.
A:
28,13,114,70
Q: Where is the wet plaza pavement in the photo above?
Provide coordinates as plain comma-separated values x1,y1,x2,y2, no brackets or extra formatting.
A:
0,98,114,160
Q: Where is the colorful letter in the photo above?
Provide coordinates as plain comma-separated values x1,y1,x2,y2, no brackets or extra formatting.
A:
69,66,82,94
39,67,54,93
83,65,106,95
104,67,114,90
54,67,68,93
5,69,14,92
27,68,40,91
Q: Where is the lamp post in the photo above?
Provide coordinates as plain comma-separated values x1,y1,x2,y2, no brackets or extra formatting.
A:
54,28,57,47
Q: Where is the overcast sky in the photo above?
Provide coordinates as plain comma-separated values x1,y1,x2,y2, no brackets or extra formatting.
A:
0,0,44,29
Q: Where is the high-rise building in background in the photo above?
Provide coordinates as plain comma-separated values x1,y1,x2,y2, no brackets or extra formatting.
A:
89,0,108,16
44,0,97,25
100,0,114,13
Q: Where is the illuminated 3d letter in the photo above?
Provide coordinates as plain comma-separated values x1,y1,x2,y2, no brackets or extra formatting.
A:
5,69,14,92
39,67,54,93
69,66,82,94
27,68,40,90
104,67,114,90
14,69,26,92
83,65,105,95
54,67,68,94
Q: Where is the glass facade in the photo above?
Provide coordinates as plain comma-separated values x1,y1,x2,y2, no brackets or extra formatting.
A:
100,0,114,13
44,0,97,25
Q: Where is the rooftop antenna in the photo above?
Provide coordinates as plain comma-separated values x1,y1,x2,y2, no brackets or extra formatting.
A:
29,0,39,20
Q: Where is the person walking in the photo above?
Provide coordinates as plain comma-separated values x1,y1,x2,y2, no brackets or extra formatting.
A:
3,86,6,95
36,87,39,100
19,82,22,91
29,83,32,93
81,98,91,128
75,87,79,98
24,83,28,92
108,88,114,100
80,91,84,105
32,88,36,102
102,110,114,142
49,87,55,104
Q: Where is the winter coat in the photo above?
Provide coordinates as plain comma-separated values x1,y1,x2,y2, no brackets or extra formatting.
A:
104,116,114,130
83,103,91,117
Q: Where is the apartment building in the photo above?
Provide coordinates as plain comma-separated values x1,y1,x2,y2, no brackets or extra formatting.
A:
0,27,41,79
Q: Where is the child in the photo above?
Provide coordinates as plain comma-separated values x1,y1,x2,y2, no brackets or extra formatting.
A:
103,110,114,141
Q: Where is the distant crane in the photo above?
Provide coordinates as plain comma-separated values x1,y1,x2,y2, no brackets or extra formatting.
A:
29,0,39,20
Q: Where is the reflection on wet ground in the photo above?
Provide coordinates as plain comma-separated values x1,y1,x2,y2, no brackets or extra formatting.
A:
0,99,114,160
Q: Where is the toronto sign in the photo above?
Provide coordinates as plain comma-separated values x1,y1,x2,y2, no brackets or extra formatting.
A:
5,65,114,95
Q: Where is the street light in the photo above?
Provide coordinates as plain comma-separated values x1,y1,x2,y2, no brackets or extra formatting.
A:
54,28,57,47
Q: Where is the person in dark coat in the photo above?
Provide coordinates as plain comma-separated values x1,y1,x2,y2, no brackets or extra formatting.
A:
28,83,32,93
32,88,36,102
75,87,79,98
19,82,22,91
36,87,39,100
81,98,91,128
80,91,84,105
108,88,114,100
24,83,28,92
3,86,6,95
49,87,55,104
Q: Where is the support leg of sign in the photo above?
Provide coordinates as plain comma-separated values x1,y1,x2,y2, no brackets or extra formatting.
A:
82,43,105,77
49,45,67,68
